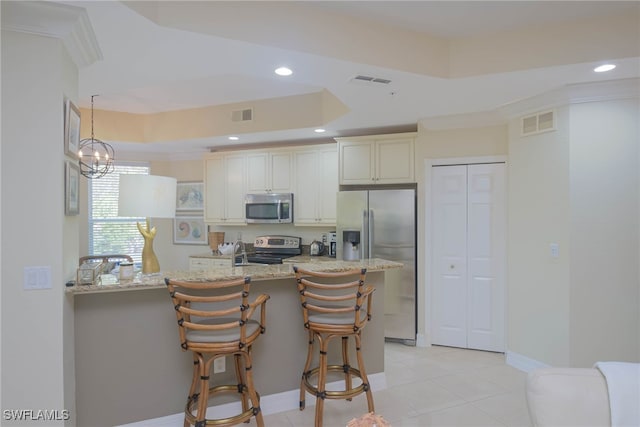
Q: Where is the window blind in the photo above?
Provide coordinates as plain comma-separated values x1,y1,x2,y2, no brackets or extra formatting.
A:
88,163,149,264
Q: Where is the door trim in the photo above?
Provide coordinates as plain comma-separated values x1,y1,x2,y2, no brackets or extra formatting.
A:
423,156,507,348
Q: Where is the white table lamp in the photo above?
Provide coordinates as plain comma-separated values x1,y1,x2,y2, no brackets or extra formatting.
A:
118,174,177,274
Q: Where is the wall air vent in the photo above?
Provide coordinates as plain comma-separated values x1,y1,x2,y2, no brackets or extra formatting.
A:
351,75,392,85
521,110,555,136
231,108,253,122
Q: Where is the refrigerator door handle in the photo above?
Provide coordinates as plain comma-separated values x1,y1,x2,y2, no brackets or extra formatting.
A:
368,209,374,259
362,209,368,259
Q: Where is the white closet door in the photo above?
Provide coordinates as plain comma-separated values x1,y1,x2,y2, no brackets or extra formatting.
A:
431,165,468,348
431,163,505,352
466,163,505,352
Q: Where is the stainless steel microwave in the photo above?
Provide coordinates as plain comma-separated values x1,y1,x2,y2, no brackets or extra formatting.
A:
245,193,293,223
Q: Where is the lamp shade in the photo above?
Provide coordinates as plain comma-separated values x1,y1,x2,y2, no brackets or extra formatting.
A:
118,174,177,218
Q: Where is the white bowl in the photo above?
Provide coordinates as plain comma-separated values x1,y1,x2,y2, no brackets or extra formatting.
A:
218,243,235,255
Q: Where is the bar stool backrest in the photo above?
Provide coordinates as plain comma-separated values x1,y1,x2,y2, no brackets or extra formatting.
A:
293,267,374,331
165,276,264,351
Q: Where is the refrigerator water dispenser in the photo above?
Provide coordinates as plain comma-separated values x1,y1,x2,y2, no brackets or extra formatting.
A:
342,230,361,261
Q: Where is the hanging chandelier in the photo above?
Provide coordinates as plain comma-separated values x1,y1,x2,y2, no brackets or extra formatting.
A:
78,95,115,179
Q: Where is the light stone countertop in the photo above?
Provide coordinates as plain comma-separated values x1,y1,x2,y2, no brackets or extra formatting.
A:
66,258,403,295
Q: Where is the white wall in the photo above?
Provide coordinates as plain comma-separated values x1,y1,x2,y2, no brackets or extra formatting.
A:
507,97,640,368
507,107,572,367
568,98,640,367
1,29,78,424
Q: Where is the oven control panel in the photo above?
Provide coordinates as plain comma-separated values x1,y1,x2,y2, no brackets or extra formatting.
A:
254,235,301,249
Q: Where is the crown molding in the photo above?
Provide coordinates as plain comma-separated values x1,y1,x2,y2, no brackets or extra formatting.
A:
1,1,102,68
497,77,640,119
420,78,640,130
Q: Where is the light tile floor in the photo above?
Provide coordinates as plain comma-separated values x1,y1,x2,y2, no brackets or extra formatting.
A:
259,342,532,427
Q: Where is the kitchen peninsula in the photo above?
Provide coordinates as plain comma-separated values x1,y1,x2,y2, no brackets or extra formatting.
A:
69,258,402,427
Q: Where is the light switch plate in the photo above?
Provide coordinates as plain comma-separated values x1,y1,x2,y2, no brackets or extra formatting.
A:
24,266,52,290
549,243,559,258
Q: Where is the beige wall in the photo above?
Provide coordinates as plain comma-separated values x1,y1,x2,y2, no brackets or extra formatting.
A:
1,30,79,424
568,99,640,367
507,99,640,368
111,157,338,272
507,107,572,367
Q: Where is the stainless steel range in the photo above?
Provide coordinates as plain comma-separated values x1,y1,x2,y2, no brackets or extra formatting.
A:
244,235,301,264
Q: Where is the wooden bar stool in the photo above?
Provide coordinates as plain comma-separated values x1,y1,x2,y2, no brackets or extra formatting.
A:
293,266,375,427
165,276,269,427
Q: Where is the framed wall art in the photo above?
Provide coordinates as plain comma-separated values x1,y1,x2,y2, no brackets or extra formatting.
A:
173,216,208,245
176,181,204,211
65,99,81,159
65,160,80,216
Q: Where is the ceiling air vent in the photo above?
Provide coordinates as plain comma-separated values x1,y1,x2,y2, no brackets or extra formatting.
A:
351,75,392,85
231,108,253,122
521,110,555,136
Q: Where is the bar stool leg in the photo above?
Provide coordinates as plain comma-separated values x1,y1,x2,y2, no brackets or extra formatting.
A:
315,334,329,427
242,351,264,427
196,355,214,427
232,353,249,415
186,354,200,427
354,334,375,413
341,336,353,401
300,329,315,410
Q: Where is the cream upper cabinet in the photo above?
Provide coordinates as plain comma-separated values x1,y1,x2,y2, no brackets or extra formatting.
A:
294,145,338,226
246,151,292,193
204,153,247,225
337,133,416,185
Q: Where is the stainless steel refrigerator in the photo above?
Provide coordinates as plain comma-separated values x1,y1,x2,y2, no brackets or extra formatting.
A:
337,188,417,345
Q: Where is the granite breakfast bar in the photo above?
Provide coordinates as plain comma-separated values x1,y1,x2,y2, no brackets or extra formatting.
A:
69,258,402,427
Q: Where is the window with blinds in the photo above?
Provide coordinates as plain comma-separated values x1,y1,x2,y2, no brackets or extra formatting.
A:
88,163,149,264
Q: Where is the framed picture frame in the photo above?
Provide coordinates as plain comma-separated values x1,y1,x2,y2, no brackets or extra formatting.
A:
65,99,81,159
176,181,204,211
173,216,208,245
65,160,80,216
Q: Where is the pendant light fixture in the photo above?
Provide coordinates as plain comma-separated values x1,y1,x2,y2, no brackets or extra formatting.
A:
78,95,115,179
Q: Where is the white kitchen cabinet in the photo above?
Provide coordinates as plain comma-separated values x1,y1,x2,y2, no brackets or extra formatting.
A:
246,151,292,193
204,153,247,225
189,256,229,271
294,145,338,226
337,133,416,185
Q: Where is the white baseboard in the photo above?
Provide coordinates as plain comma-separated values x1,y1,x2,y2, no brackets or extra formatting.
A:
118,372,387,427
506,350,550,373
416,333,428,347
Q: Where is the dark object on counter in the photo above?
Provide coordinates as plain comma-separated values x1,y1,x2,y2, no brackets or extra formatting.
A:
310,240,325,256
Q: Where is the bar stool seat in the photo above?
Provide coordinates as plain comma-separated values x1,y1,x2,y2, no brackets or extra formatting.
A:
293,266,375,427
165,276,269,427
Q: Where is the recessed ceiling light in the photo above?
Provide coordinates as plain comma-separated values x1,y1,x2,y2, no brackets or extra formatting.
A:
228,136,239,141
275,67,293,76
314,128,326,133
594,64,616,73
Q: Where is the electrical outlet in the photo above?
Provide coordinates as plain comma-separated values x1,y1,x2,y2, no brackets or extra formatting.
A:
213,356,225,373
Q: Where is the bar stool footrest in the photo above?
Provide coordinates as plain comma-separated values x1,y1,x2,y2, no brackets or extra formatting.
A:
302,365,369,401
185,384,261,427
